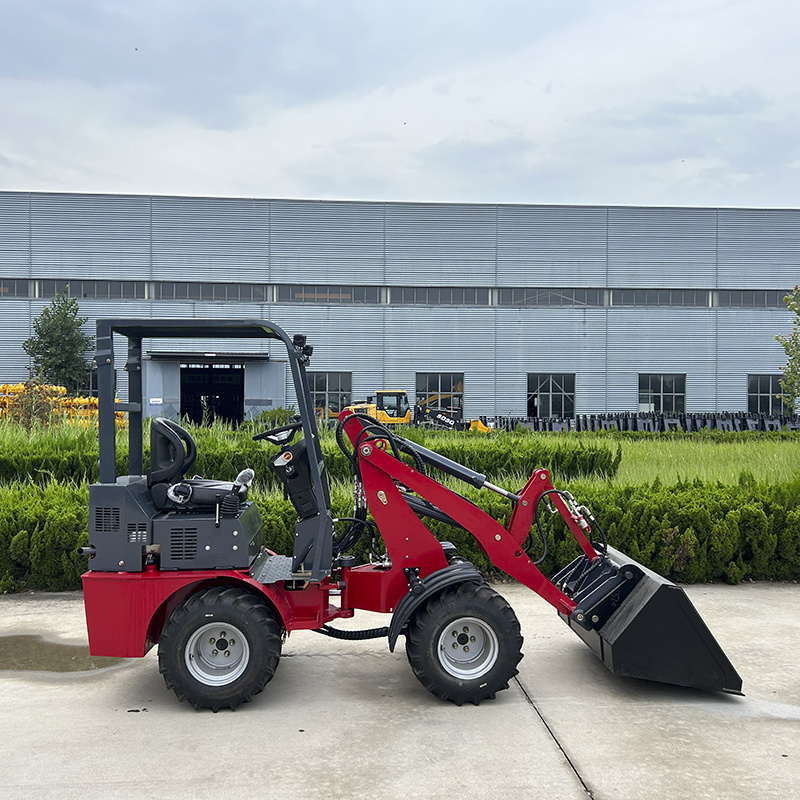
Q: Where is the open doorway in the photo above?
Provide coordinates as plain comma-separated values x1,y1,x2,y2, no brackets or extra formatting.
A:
180,363,244,426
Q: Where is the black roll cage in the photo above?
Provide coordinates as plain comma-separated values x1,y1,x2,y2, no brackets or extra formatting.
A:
94,318,331,579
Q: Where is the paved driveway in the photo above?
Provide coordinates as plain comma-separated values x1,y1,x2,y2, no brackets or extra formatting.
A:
0,582,798,799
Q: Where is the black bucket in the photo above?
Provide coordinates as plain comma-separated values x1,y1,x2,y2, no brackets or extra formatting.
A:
553,546,743,695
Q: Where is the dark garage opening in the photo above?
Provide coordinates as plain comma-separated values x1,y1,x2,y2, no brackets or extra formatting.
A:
180,363,245,426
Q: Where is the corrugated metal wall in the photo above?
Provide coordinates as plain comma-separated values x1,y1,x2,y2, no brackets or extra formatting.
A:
496,204,607,286
718,209,800,286
0,191,796,415
607,207,718,288
384,203,496,285
0,193,29,273
152,196,270,279
31,193,150,278
271,200,385,283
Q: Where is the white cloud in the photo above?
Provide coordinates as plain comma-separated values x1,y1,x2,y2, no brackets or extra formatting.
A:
0,0,799,207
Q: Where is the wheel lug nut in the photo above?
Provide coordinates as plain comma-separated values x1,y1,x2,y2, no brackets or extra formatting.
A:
452,631,457,637
209,638,216,644
224,650,230,657
212,649,218,656
470,636,476,642
452,642,458,649
229,639,235,646
464,646,470,653
462,627,469,633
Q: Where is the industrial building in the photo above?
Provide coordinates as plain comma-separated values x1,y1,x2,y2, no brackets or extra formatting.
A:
0,190,796,423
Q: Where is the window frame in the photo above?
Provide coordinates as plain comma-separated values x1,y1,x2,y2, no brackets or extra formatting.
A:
307,371,352,419
415,372,464,419
527,373,576,418
638,373,686,413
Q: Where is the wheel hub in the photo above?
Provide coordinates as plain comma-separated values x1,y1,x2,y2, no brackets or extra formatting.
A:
185,623,250,686
437,617,499,680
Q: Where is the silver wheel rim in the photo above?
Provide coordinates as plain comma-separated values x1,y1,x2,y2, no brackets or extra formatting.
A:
437,616,499,679
185,622,250,686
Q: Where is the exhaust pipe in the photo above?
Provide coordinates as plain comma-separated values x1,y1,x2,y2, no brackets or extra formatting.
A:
77,545,97,557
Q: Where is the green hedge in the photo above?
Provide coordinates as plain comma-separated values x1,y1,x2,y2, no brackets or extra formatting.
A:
511,476,800,584
0,482,89,593
2,475,799,593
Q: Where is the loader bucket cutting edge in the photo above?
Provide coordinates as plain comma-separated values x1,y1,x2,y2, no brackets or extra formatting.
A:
555,546,743,695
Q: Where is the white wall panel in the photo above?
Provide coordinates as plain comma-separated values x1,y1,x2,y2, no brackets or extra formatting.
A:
31,193,151,278
496,204,606,286
718,209,800,287
384,203,496,285
607,206,717,287
3,191,798,417
0,192,30,271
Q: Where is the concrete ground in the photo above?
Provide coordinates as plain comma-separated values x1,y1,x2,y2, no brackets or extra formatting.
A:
0,582,798,800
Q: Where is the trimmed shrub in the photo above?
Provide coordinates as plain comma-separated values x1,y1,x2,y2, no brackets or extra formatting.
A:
3,476,800,592
0,482,88,592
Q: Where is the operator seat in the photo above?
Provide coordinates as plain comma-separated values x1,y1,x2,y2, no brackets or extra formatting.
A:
148,417,197,487
147,418,238,510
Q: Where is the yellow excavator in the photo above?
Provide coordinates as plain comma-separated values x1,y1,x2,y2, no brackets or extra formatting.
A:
345,390,492,432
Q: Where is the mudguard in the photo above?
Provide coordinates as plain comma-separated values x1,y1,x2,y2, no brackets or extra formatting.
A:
387,562,484,652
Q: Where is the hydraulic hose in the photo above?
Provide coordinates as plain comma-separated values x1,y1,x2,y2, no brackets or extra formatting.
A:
526,489,608,566
313,624,389,640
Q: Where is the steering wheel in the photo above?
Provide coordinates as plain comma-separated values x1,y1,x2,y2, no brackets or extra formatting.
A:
252,420,304,445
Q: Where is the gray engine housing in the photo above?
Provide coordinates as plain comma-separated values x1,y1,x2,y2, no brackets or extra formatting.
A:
87,478,263,572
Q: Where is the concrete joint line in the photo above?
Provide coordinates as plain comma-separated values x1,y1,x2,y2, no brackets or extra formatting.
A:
514,676,595,799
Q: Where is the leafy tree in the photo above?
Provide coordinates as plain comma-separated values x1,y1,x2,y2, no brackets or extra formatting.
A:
776,286,800,413
22,288,94,395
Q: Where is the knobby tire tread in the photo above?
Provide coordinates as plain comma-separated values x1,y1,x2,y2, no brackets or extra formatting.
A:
405,581,523,706
158,586,282,711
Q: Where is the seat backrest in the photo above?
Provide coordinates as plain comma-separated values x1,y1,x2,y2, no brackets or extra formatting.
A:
147,418,197,487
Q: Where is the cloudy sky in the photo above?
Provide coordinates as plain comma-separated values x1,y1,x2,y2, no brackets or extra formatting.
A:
1,0,798,208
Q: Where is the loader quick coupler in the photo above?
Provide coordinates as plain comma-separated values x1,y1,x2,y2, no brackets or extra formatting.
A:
558,557,643,632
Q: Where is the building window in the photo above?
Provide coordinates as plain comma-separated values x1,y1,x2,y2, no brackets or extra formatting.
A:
718,290,788,308
415,372,464,419
498,288,602,307
638,374,686,413
747,374,789,415
391,287,490,305
277,285,380,304
308,372,352,419
0,279,30,298
527,373,575,418
610,289,708,307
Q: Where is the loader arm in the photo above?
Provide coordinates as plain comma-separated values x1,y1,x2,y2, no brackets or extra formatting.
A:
345,420,592,617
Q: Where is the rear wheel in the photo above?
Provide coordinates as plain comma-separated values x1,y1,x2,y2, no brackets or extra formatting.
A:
158,586,282,711
405,582,523,706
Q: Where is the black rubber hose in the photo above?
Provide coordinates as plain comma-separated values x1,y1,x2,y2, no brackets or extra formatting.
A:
313,625,389,640
332,515,375,556
336,411,426,475
527,489,582,566
526,489,608,570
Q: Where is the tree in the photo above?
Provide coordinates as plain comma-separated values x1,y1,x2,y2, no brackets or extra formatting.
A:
22,288,94,395
776,286,800,413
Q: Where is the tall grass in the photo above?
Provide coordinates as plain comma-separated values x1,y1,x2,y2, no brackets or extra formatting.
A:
566,432,800,486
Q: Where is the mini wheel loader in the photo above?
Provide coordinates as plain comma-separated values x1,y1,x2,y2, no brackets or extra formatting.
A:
80,319,742,711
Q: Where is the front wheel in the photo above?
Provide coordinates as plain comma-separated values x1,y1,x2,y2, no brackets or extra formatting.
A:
405,582,523,706
158,586,282,711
